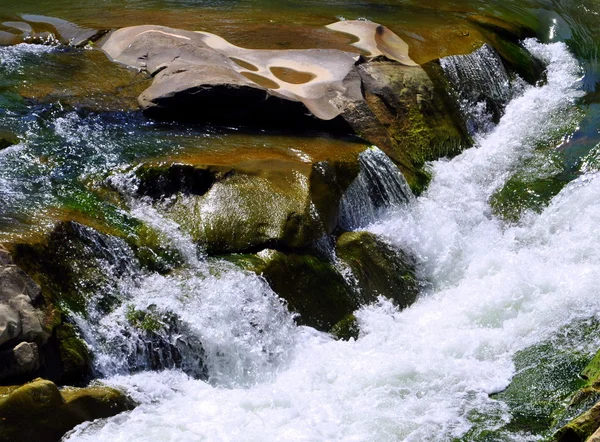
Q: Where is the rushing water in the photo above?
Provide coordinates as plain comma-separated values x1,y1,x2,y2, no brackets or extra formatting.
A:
57,39,593,442
2,1,600,441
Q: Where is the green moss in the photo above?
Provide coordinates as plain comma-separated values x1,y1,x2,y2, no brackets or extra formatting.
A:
0,378,134,442
330,314,359,341
132,223,184,274
55,323,91,384
125,305,163,333
336,231,419,308
490,176,568,222
581,350,600,387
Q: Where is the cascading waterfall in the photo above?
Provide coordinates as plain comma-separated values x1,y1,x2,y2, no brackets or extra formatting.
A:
70,175,299,386
64,39,593,442
440,43,523,135
338,146,414,231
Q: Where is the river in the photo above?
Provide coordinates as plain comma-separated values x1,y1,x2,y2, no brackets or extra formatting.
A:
2,1,600,441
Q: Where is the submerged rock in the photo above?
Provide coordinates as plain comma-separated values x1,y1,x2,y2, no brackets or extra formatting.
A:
0,378,134,442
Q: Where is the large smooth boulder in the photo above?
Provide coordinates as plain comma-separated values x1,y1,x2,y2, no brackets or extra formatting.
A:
0,378,134,442
134,143,364,254
98,20,472,192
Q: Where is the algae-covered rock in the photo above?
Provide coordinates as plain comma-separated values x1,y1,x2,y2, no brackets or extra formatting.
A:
0,378,134,442
330,314,359,341
135,144,361,254
240,249,357,331
0,130,18,151
336,231,419,308
345,59,470,193
554,402,600,442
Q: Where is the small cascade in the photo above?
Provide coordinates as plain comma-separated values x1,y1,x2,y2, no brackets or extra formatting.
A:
338,146,413,231
440,44,520,135
70,185,298,386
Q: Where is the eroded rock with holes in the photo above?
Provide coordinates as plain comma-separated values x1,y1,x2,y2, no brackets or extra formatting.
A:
98,20,470,191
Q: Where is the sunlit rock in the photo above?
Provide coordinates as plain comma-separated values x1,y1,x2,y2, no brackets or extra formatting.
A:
0,378,134,442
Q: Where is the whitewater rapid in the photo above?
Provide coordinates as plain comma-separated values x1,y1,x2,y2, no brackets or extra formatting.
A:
64,40,597,442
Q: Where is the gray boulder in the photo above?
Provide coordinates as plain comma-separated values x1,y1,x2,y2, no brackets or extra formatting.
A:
0,245,49,383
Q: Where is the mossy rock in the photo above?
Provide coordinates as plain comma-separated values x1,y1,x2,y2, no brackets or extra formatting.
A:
0,130,18,151
482,322,600,440
229,250,357,331
134,145,362,254
0,378,134,442
554,402,600,442
349,60,471,194
335,231,419,308
53,323,91,385
582,349,600,388
330,314,359,341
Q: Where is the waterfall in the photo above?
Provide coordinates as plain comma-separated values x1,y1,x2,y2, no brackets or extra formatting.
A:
440,43,521,135
338,146,414,231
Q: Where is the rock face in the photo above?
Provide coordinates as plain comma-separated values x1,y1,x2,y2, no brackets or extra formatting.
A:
229,231,420,333
134,143,363,254
0,245,50,383
336,231,419,307
0,130,18,151
98,20,471,191
0,378,134,442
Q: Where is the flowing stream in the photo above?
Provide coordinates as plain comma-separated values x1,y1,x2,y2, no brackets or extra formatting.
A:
56,39,597,442
2,1,600,440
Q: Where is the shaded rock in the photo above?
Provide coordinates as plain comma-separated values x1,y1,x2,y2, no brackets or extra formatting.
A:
0,304,21,347
336,231,419,307
0,342,39,381
0,245,12,266
0,265,42,304
8,295,45,343
0,246,50,383
0,378,134,442
0,130,18,151
554,402,600,442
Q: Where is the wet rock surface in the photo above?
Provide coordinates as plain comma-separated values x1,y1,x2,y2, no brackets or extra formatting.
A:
0,378,135,442
0,245,49,383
